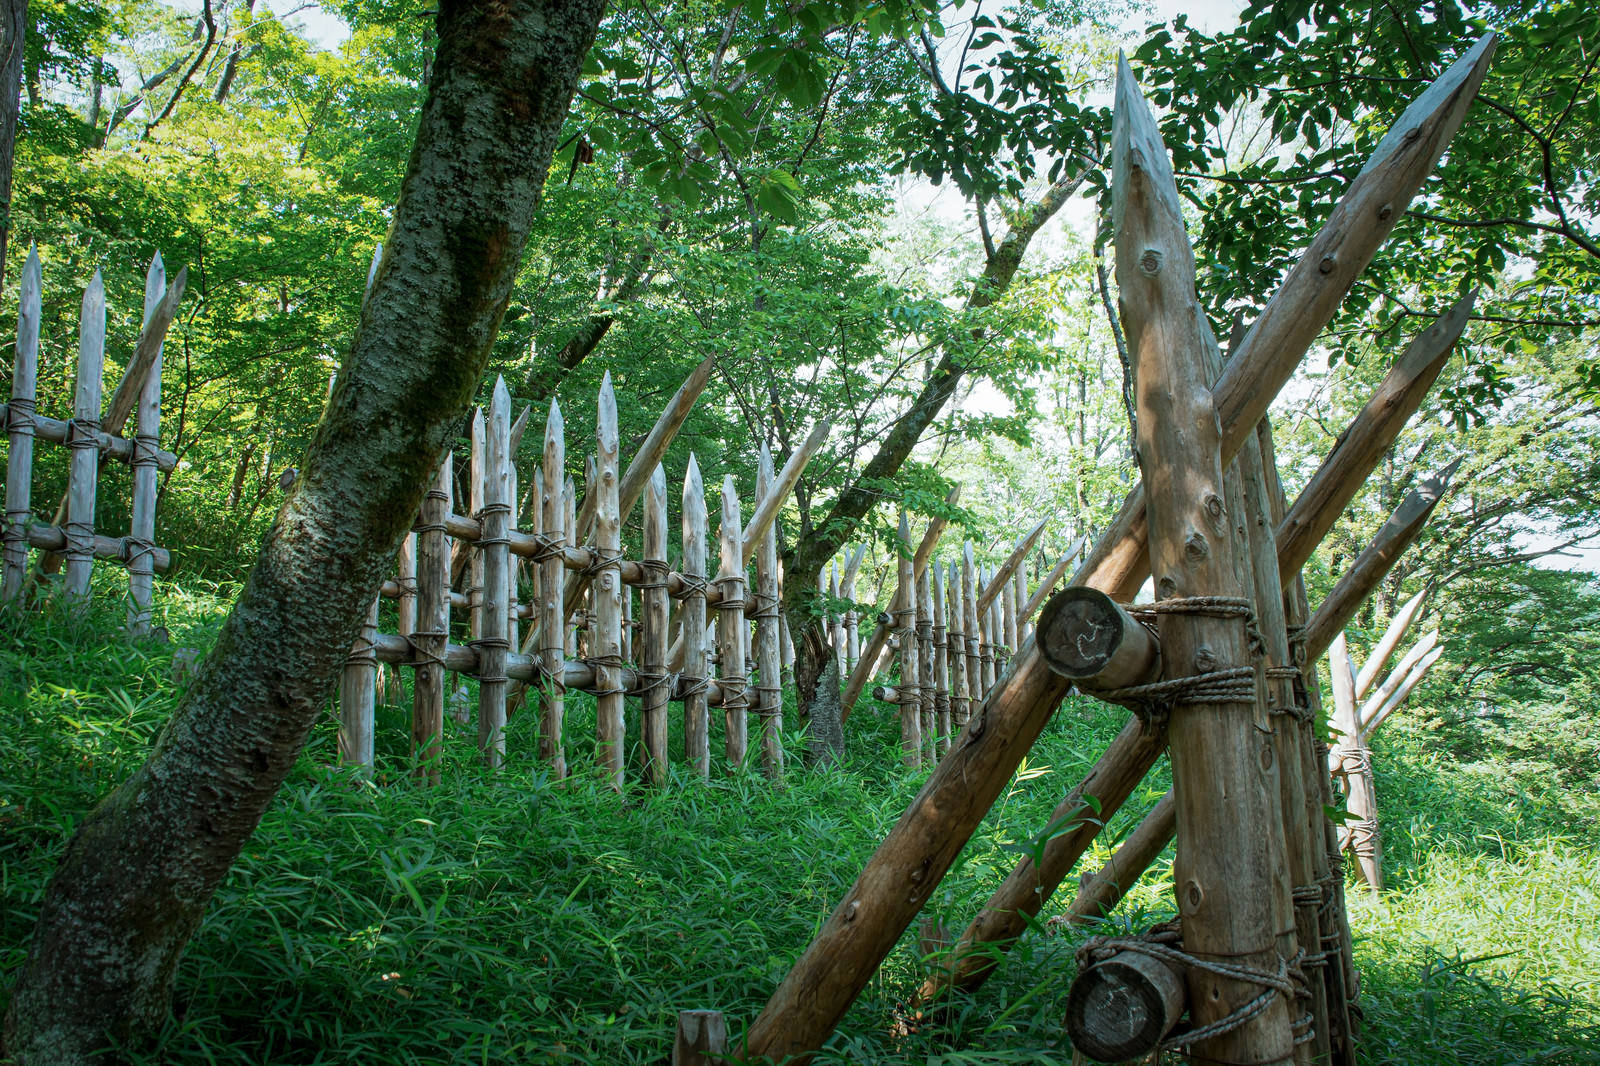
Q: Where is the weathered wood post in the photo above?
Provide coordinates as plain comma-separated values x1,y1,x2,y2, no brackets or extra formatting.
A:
539,401,568,778
894,511,921,765
1104,57,1295,1063
916,564,935,761
340,597,379,773
962,542,981,700
681,457,711,777
932,567,950,755
945,561,969,734
672,1009,727,1066
641,464,671,785
64,272,107,600
840,484,959,717
754,447,785,778
2,247,40,604
716,476,748,767
1329,634,1380,890
412,453,452,785
841,544,865,672
476,378,513,768
593,375,625,788
127,258,166,633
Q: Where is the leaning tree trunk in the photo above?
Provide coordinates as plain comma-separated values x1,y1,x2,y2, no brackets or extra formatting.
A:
0,0,26,289
2,0,604,1061
783,173,1085,742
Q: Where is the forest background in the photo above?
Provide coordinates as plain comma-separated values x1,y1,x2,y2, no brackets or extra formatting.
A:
1,0,1598,1060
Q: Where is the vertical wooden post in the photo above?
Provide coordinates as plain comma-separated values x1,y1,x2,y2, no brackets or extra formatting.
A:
412,453,452,785
841,545,863,673
716,475,748,767
1113,58,1293,1063
127,255,165,633
978,568,997,693
340,597,378,773
506,443,519,666
64,271,106,600
673,1010,727,1066
1330,633,1381,891
932,565,949,756
539,401,568,778
945,561,969,733
682,456,711,778
469,407,486,655
564,475,577,657
1238,429,1324,1062
916,564,935,762
1002,563,1019,660
754,445,784,778
641,463,670,785
985,560,998,669
593,374,625,788
830,562,846,681
962,542,980,701
2,246,40,604
622,578,634,664
477,378,513,769
895,511,920,766
1012,560,1029,645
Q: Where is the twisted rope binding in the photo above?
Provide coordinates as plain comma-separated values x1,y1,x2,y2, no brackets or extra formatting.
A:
132,432,160,469
413,485,451,537
61,417,103,564
475,500,513,549
123,536,159,568
584,650,628,698
1075,924,1299,1051
346,629,379,665
674,573,710,600
527,529,567,565
5,396,35,433
406,630,449,672
579,544,623,579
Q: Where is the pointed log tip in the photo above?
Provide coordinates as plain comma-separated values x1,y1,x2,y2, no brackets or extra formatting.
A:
650,462,667,491
492,375,510,404
547,396,563,425
1361,32,1498,178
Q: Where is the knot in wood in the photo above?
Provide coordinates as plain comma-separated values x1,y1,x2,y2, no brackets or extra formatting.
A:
1318,253,1337,275
1183,878,1204,913
1204,494,1224,520
1402,125,1421,144
1378,202,1394,221
1193,647,1216,672
1138,249,1163,277
1184,532,1208,562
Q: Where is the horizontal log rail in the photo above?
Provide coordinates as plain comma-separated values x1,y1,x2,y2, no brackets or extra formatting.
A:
0,403,180,473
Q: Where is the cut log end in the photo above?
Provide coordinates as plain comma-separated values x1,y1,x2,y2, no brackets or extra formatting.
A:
1036,586,1158,690
1065,950,1186,1063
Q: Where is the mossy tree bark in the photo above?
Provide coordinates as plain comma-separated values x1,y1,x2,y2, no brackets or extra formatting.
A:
2,0,604,1060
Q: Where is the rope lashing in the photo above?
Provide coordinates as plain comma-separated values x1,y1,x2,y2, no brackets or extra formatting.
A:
583,651,628,698
526,530,567,566
1085,596,1260,721
5,395,35,433
61,417,103,565
1076,926,1304,1051
1265,665,1314,722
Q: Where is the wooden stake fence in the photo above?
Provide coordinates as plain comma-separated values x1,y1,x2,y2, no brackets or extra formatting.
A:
336,367,836,787
2,249,183,622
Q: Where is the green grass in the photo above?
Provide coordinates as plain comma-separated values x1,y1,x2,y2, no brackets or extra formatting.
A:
2,584,1598,1064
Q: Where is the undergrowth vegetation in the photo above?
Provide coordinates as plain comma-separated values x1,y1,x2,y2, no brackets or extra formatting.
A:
3,587,1597,1064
